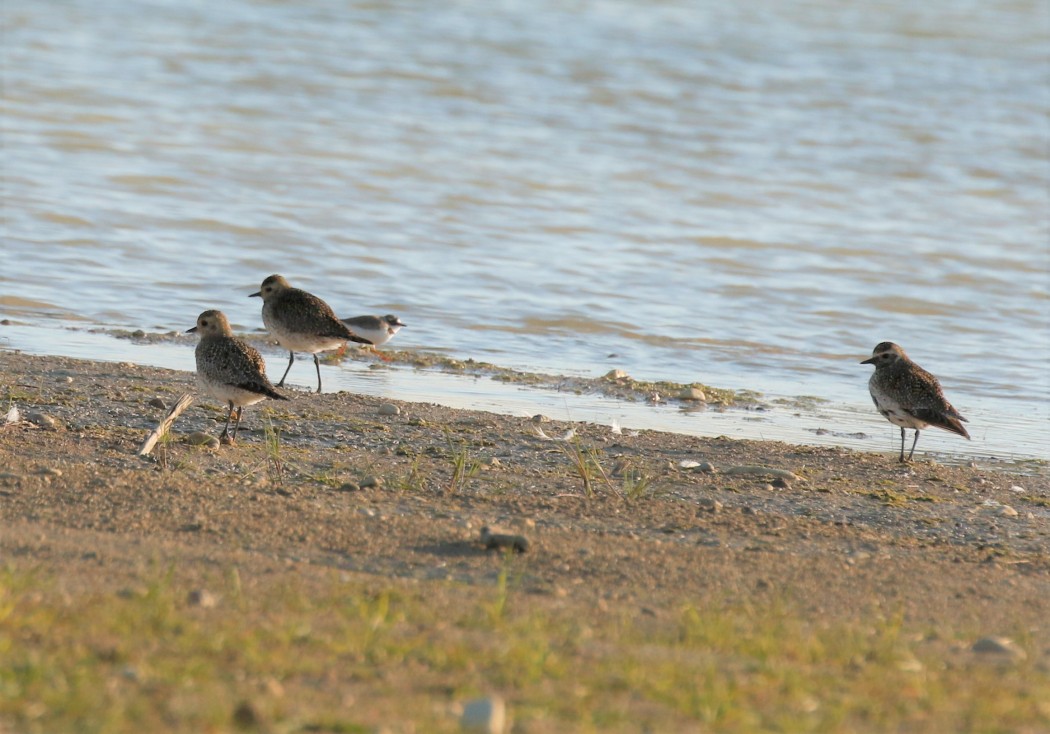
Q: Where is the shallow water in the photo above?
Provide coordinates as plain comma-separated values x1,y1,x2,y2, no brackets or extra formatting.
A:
3,323,1046,466
1,0,1048,458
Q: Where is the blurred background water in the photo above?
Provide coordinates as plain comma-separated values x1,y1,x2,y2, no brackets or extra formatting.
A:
2,0,1048,459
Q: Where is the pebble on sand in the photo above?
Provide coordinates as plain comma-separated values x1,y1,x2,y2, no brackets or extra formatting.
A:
148,397,166,410
724,465,801,482
186,432,221,449
697,498,723,514
26,412,58,430
480,526,529,553
971,636,1026,661
677,386,706,401
360,475,384,489
378,403,401,416
187,589,218,608
461,696,506,734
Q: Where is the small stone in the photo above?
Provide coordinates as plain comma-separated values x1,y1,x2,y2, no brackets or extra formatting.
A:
678,386,706,401
678,460,700,470
337,482,360,492
1009,485,1026,493
26,412,57,430
358,507,377,518
360,475,383,489
34,468,63,478
232,701,261,729
131,329,146,338
697,498,723,514
461,696,506,734
482,457,502,469
771,476,791,489
378,403,400,416
186,432,220,449
530,414,550,424
972,636,1026,661
604,369,629,380
698,461,717,474
896,655,924,673
480,526,529,553
1000,505,1019,517
148,397,166,410
57,376,73,384
187,589,217,608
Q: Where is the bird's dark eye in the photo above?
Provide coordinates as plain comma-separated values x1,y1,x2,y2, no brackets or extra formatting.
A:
202,320,208,326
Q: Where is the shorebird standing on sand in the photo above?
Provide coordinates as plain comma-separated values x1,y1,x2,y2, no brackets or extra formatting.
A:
188,310,288,444
250,274,372,393
861,341,970,462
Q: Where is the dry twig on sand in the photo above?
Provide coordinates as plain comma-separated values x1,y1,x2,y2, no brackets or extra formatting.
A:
138,393,194,456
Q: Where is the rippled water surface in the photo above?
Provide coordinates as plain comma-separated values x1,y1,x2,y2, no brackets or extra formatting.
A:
2,0,1048,457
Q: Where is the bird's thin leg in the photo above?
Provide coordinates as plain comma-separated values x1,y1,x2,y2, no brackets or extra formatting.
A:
220,401,234,440
313,354,323,393
907,429,920,462
231,406,244,441
898,427,906,463
277,351,295,387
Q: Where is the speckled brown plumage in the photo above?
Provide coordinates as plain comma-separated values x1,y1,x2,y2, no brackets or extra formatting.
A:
188,309,287,443
250,274,371,393
861,341,969,462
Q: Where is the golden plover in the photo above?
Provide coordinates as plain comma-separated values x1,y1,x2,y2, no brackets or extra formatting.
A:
188,310,288,444
250,274,372,393
861,341,970,462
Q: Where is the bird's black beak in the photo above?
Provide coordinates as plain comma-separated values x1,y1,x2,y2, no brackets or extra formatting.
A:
186,326,198,333
860,357,875,364
249,291,261,298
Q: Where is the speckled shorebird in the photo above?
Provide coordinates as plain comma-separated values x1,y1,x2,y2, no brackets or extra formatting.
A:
861,341,970,462
187,310,288,444
250,274,372,393
340,314,406,348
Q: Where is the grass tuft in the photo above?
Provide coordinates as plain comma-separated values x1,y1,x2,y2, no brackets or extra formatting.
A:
1,567,1047,733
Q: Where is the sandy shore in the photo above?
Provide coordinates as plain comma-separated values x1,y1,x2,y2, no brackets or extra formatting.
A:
1,349,1048,732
